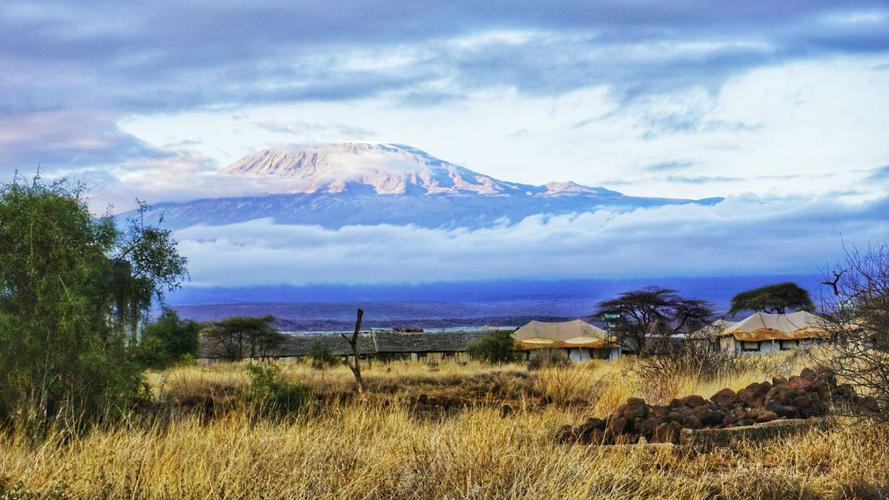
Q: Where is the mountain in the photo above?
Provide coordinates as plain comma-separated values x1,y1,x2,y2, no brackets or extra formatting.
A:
133,143,722,229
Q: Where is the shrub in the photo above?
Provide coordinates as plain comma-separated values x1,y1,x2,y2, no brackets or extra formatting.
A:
245,364,312,417
136,309,201,369
307,343,338,369
527,351,571,371
633,337,757,383
467,330,518,364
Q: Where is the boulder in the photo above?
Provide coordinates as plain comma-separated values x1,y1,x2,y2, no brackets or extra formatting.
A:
737,382,771,407
800,367,818,381
680,395,708,408
710,388,738,408
623,398,650,420
755,409,778,423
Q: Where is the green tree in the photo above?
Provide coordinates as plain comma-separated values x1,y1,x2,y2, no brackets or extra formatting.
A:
728,282,815,315
203,315,285,361
0,177,187,434
137,308,201,369
467,330,517,363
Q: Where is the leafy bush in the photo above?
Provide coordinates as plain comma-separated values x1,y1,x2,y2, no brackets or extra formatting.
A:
245,364,312,417
136,309,201,369
467,330,518,364
307,343,338,369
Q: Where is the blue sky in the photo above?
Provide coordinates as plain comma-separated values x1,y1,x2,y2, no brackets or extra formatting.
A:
1,1,889,285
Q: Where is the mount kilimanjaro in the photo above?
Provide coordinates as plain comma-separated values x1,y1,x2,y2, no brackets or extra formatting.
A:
134,143,722,230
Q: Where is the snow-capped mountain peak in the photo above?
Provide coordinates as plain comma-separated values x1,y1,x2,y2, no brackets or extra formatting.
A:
221,143,525,195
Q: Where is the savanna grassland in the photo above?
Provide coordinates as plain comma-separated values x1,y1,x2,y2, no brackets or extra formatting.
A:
1,355,887,499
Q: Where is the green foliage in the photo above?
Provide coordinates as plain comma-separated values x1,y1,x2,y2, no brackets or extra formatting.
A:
467,330,518,364
729,282,815,315
203,315,284,361
307,343,338,369
0,177,187,435
136,309,201,369
245,364,312,417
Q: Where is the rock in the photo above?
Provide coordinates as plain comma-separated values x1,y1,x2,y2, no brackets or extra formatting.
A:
680,395,708,408
815,367,837,386
557,425,577,443
738,382,771,407
606,416,630,436
772,376,788,386
792,393,813,411
755,410,778,423
766,401,800,419
765,385,792,407
654,421,682,444
638,418,660,438
788,376,811,391
623,398,650,420
682,415,702,429
832,384,855,401
710,388,738,408
800,368,818,381
651,405,670,419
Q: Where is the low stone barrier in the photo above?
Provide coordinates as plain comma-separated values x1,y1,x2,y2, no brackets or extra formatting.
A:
558,367,873,446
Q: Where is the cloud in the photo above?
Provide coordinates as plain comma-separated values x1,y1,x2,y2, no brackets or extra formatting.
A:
171,194,889,286
644,160,698,172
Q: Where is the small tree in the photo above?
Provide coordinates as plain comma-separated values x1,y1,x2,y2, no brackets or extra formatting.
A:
204,315,284,361
818,245,889,421
467,330,517,364
594,287,714,354
137,308,201,368
728,282,815,316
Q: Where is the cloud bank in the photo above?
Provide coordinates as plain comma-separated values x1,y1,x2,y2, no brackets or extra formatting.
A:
174,195,889,287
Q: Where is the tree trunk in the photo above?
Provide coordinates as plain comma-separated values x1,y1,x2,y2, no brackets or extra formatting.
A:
341,308,365,392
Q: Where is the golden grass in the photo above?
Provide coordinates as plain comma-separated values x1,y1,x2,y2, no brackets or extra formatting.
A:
1,355,887,499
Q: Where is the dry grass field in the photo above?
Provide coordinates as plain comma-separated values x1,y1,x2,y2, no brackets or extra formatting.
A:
1,355,887,499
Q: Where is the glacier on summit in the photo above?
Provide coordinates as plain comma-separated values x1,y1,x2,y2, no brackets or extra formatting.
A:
131,143,721,230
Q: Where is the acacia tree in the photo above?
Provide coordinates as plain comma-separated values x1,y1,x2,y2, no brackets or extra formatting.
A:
728,282,814,315
818,245,889,421
204,315,284,361
0,177,187,433
594,287,714,354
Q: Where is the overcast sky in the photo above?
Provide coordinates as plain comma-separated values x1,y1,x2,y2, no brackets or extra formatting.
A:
2,2,888,285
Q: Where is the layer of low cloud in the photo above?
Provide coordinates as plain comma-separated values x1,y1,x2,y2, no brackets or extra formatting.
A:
173,195,889,287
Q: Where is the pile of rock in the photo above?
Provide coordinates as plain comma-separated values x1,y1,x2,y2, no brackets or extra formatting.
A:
558,367,878,445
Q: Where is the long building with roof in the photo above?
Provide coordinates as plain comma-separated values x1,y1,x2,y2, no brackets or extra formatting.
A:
511,319,620,362
697,311,830,354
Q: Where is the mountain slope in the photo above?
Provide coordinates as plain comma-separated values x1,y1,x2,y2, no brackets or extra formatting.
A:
133,143,721,229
